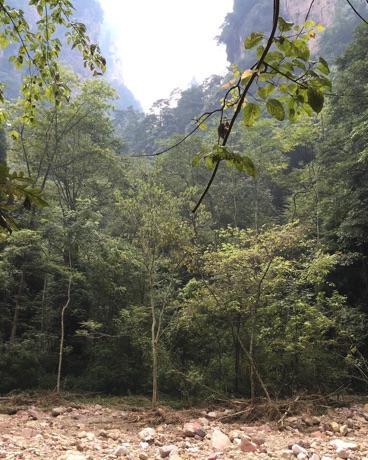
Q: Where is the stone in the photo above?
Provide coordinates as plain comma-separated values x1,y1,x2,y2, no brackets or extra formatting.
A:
52,407,67,417
183,422,205,437
251,436,266,445
330,422,340,432
309,454,320,460
340,424,349,436
280,449,293,459
292,444,307,455
114,445,130,457
240,437,257,453
301,414,314,426
228,430,242,441
257,424,272,432
211,429,232,450
159,445,178,458
57,453,86,460
335,446,351,459
138,427,156,441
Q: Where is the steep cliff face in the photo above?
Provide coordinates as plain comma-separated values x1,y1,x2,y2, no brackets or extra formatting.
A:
219,0,367,66
281,0,337,28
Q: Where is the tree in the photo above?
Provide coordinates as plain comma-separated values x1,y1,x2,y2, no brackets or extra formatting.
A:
116,166,194,405
0,0,106,233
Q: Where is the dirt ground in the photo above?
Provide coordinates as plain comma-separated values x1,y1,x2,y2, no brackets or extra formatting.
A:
0,393,368,460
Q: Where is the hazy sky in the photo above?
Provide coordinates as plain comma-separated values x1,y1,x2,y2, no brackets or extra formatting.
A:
99,0,233,111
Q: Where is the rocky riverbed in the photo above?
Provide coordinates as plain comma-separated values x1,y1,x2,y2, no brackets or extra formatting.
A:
0,399,368,460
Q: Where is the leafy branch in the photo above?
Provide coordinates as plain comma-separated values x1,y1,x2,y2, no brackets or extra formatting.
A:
190,0,331,213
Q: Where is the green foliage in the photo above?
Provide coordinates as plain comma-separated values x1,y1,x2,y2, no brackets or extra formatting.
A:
0,0,106,123
0,163,48,233
239,17,331,125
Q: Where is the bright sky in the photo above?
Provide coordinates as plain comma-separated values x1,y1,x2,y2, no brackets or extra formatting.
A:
99,0,233,112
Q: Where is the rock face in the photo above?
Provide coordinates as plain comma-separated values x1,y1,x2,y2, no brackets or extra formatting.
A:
219,0,367,65
281,0,337,28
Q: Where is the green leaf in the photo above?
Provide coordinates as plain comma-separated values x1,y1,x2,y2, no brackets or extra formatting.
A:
317,56,330,75
292,39,310,60
266,99,285,121
242,103,261,127
303,19,315,28
257,83,276,99
265,51,284,61
278,17,294,32
256,45,265,58
287,107,298,123
244,32,263,49
241,155,257,177
191,156,201,167
9,130,19,140
307,86,324,114
205,156,214,169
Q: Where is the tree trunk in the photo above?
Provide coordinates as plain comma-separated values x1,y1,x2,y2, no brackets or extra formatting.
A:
150,284,158,407
9,267,26,347
56,272,72,394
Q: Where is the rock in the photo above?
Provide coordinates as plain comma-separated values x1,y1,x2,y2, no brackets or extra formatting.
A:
281,449,293,459
228,430,242,441
138,427,156,441
208,454,218,460
27,409,39,420
302,414,315,426
159,445,178,458
309,454,320,460
57,453,87,460
52,407,67,417
211,429,232,450
340,424,349,436
291,444,307,455
183,421,205,437
336,446,351,459
139,453,149,460
114,445,130,457
330,439,358,450
198,417,210,426
208,412,217,418
257,424,272,432
240,437,257,452
251,436,266,445
330,421,340,432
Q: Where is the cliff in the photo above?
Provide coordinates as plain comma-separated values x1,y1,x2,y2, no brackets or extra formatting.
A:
219,0,367,66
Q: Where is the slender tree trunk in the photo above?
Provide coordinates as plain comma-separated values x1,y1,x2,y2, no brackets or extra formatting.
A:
249,303,257,405
150,280,158,407
9,267,26,347
235,327,272,405
56,271,72,394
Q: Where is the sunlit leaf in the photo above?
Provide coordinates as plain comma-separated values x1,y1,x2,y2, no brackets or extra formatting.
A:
278,17,294,32
266,99,285,121
244,32,263,49
242,103,260,127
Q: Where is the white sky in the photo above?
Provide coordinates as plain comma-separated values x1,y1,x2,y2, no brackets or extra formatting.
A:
99,0,233,112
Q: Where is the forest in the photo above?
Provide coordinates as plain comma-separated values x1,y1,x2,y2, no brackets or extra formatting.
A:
0,0,368,407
